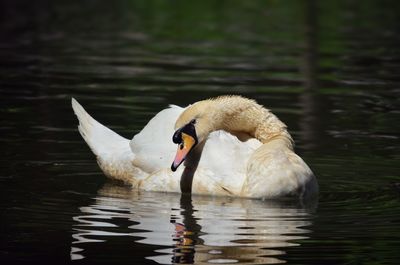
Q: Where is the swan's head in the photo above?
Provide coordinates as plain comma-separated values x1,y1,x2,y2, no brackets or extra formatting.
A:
171,101,213,171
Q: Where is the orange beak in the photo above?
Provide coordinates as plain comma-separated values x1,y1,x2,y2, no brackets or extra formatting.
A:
171,133,196,171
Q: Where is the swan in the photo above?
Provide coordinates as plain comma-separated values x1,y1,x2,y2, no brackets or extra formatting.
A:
72,95,318,199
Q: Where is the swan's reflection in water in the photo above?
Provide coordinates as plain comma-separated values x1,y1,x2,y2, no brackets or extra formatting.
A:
71,184,316,264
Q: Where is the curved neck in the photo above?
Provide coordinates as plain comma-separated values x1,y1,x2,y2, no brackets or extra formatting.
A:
203,96,293,146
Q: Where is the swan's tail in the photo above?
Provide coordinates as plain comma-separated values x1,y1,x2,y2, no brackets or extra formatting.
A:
71,98,138,185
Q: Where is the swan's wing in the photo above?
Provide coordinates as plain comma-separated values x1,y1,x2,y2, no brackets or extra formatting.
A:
72,98,139,184
193,131,262,195
129,105,184,173
72,99,185,187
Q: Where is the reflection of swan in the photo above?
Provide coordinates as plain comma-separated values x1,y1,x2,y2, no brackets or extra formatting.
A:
71,184,316,264
72,96,318,199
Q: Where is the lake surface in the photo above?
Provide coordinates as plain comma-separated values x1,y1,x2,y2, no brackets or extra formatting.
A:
1,0,399,264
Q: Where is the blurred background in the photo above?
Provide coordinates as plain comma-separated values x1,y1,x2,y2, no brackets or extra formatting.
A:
1,0,399,264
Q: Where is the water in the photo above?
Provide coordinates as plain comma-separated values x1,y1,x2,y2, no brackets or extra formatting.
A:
1,0,400,264
71,187,314,264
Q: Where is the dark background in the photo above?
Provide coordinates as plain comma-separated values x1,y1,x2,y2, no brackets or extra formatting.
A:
1,0,399,264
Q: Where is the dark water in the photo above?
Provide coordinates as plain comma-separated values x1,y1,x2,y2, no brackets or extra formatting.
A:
1,0,400,264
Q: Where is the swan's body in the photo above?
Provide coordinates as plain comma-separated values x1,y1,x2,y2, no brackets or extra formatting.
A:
72,96,318,199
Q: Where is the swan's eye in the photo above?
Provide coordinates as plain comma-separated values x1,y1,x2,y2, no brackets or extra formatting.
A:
190,119,196,124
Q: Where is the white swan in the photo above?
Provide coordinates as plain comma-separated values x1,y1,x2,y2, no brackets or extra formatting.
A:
72,95,318,199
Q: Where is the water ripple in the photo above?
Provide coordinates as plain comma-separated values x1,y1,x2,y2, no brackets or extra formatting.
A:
71,185,316,264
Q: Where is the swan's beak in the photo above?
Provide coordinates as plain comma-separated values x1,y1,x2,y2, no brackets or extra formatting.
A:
171,132,196,171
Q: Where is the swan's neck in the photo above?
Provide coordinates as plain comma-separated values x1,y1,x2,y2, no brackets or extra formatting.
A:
203,96,293,146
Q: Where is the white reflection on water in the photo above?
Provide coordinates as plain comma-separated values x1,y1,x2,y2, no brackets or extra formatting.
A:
71,184,316,264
